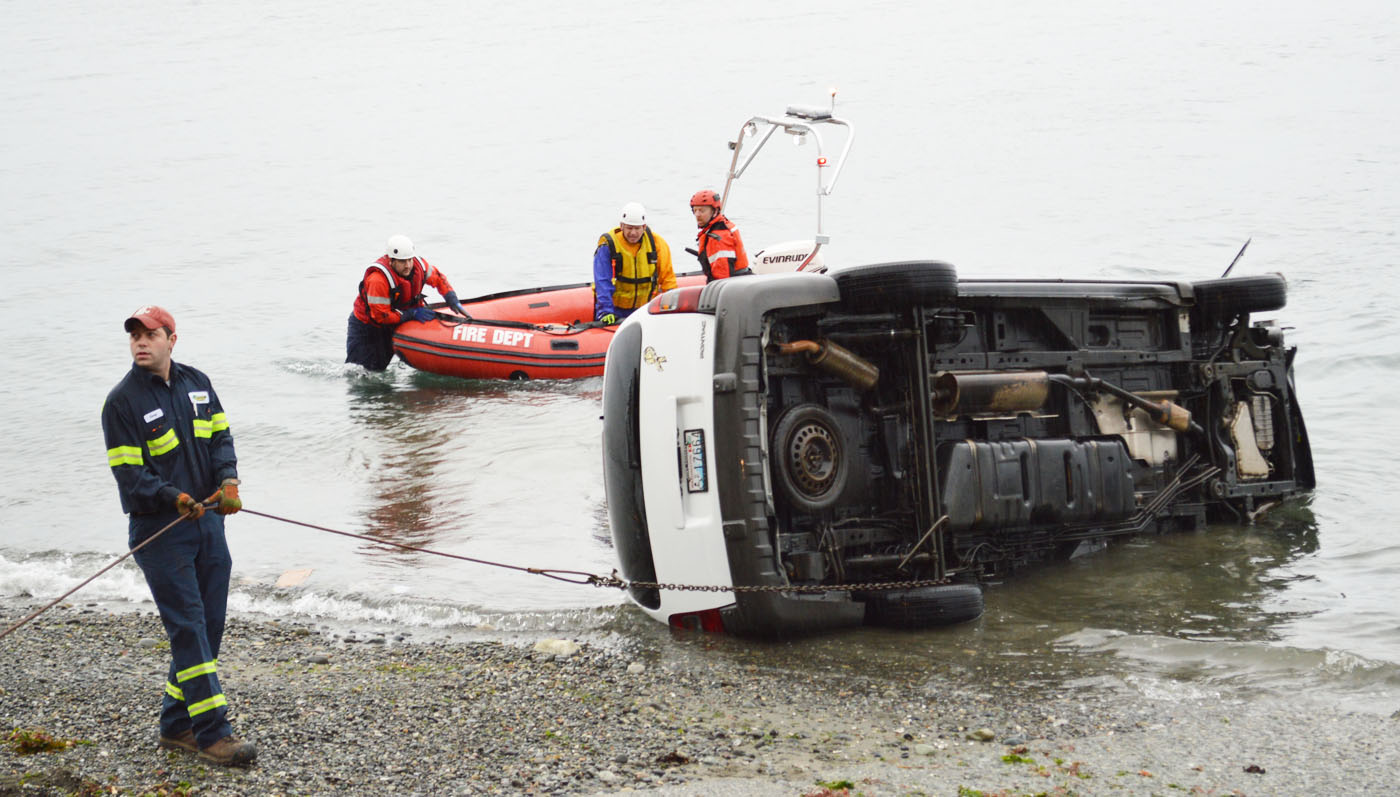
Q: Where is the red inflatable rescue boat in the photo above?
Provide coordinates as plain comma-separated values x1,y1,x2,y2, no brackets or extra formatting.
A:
393,274,705,380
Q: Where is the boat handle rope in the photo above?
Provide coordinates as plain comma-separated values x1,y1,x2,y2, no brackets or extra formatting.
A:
1,506,955,641
432,311,615,336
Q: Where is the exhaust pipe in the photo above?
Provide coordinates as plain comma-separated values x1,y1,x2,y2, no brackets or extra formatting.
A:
774,339,880,391
931,371,1051,415
930,370,1201,436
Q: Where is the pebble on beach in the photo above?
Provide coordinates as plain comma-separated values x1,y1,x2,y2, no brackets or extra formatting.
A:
3,603,1399,796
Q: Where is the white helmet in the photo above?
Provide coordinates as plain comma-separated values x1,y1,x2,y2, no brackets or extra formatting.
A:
385,234,415,260
620,202,647,227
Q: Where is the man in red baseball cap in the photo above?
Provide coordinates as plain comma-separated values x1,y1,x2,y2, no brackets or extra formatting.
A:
125,304,177,333
101,306,257,765
123,306,178,381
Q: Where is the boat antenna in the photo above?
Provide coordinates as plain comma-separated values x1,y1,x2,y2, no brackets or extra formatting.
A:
1219,237,1251,278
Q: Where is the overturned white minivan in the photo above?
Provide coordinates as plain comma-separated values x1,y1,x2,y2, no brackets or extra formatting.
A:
601,262,1314,637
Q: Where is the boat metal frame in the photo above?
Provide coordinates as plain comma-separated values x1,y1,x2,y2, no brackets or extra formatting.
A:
719,93,855,270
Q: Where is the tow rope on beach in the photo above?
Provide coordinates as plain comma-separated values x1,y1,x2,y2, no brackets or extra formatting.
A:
2,507,960,641
238,509,604,585
0,504,211,642
239,509,957,595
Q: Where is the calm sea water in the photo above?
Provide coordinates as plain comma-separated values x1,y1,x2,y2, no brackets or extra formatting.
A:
3,1,1398,713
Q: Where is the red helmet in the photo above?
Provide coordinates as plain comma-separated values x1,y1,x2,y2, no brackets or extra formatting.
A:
689,190,722,210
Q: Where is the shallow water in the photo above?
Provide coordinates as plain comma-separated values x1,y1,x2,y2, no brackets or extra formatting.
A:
3,1,1398,713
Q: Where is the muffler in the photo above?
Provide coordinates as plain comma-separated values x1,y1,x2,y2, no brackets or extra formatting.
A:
774,339,879,392
932,370,1199,435
931,371,1051,415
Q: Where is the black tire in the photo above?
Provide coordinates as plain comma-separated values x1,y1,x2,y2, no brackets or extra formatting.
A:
864,583,985,628
1191,273,1287,315
833,261,958,311
770,403,850,513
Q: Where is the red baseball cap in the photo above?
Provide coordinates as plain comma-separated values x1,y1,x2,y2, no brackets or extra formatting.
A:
124,305,176,334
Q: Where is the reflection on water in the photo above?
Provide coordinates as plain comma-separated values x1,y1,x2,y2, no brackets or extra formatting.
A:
329,369,620,611
589,502,1400,713
1005,501,1322,645
347,376,474,561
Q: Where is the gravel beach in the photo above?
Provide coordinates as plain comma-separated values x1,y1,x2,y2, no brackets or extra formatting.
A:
3,603,1397,796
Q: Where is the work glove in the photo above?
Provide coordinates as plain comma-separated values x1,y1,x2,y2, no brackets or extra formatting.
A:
407,306,436,323
218,483,241,515
175,493,205,519
598,313,618,325
444,291,469,318
203,480,242,515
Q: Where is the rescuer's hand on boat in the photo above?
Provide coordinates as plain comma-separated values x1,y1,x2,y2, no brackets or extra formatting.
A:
599,313,617,325
444,291,469,318
409,307,435,323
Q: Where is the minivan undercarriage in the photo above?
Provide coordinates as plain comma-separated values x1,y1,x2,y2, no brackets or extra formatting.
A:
756,263,1313,621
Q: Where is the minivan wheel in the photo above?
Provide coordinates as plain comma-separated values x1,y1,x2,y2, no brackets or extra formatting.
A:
771,403,849,512
833,260,958,310
1191,273,1287,315
863,583,985,628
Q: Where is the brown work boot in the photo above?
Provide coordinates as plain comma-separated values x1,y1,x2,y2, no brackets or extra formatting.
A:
198,735,257,766
157,729,198,753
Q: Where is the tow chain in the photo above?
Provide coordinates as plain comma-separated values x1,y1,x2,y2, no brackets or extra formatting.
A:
3,507,953,641
587,572,952,594
241,509,949,595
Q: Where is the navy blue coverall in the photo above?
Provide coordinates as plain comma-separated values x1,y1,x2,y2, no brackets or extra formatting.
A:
102,361,239,748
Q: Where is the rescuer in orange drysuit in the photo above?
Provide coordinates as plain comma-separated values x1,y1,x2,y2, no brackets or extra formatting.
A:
346,234,467,370
689,190,752,282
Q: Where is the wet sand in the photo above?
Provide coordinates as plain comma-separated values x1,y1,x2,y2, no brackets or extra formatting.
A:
2,603,1396,796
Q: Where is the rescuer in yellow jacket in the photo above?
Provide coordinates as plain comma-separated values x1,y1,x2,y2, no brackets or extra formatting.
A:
592,202,677,324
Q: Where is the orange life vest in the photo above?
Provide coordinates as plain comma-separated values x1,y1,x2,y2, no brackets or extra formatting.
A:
352,256,428,325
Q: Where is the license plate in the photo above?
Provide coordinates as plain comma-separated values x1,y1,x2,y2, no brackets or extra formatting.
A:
683,429,708,493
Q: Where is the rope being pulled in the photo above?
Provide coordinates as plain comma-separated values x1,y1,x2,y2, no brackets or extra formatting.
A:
0,508,202,642
239,509,603,586
0,505,597,644
2,507,954,641
241,510,951,595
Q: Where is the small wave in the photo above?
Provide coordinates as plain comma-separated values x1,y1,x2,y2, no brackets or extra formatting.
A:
277,357,398,381
1301,350,1400,382
0,549,152,607
1,550,622,642
1055,628,1400,715
1060,671,1227,704
228,583,624,641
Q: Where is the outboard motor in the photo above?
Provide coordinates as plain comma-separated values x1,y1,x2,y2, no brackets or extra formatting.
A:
749,239,827,274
